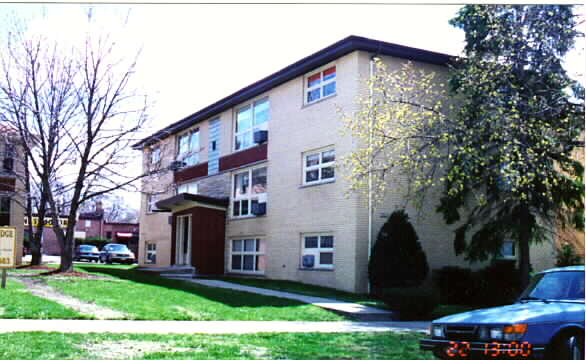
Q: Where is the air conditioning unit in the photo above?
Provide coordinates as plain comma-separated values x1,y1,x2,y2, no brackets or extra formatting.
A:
168,160,186,171
253,130,268,144
251,202,266,216
302,255,315,268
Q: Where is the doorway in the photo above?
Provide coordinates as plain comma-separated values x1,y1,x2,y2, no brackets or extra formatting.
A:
175,215,191,266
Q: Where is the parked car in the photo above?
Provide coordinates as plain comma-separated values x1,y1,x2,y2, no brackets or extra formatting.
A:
74,244,100,262
420,266,584,360
99,243,135,264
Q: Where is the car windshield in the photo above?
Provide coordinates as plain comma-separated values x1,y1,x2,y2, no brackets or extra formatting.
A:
79,245,97,251
108,244,128,251
520,271,584,301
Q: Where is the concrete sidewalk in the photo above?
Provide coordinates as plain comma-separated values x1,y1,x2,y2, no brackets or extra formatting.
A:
187,279,397,321
0,319,429,334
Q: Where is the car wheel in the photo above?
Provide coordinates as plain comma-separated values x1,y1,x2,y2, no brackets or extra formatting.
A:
553,334,584,360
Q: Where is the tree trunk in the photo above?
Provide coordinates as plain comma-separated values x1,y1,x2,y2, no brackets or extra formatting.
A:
518,205,533,291
30,232,42,266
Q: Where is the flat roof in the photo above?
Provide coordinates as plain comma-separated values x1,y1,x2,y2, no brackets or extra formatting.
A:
133,35,454,149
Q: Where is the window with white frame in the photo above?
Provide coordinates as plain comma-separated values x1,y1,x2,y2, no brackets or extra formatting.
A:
177,129,200,167
235,98,269,151
301,234,334,269
147,194,161,213
145,242,157,264
2,143,15,172
232,166,267,217
231,238,265,273
176,181,198,195
303,148,335,185
306,66,336,104
501,240,516,258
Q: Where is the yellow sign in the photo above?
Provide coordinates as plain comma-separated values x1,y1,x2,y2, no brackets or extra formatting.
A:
24,216,68,228
0,227,16,268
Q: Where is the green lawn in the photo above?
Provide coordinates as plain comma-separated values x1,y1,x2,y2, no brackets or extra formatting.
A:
0,332,434,360
45,265,344,321
0,278,84,319
217,277,479,319
216,277,388,308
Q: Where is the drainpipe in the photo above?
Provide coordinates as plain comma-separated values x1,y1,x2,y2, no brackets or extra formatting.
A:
367,54,378,294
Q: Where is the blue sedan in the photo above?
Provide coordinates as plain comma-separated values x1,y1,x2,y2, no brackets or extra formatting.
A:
420,266,584,359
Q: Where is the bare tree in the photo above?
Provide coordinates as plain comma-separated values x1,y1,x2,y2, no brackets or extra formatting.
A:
0,13,161,272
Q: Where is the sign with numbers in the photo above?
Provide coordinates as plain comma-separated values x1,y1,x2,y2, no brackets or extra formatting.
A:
0,227,17,268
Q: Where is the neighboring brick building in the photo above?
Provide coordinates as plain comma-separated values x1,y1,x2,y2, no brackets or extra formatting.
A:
1,123,24,264
75,201,139,254
133,36,556,293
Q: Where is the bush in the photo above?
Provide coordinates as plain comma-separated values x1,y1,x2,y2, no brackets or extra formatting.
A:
433,266,474,305
556,242,584,267
368,210,429,289
433,261,521,307
378,287,440,320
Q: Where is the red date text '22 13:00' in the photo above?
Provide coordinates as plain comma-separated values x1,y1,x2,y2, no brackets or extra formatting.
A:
446,341,533,357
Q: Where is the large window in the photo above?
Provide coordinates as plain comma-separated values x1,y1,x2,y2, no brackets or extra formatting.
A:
231,238,265,273
301,234,334,270
177,181,198,195
235,98,269,151
303,148,335,185
232,166,267,218
306,66,336,104
177,129,200,167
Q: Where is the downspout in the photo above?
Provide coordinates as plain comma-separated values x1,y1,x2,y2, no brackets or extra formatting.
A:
367,54,378,294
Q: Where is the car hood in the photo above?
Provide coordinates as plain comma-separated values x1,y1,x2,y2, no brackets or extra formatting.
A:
435,301,585,325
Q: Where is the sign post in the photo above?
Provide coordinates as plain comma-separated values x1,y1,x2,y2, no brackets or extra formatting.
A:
0,227,17,289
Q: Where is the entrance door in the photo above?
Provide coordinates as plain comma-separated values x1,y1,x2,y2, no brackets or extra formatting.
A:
175,215,192,266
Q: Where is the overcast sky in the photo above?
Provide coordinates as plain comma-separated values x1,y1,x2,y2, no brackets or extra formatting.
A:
1,3,584,207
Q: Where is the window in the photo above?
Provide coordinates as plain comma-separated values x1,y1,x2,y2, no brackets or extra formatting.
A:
177,181,198,195
231,238,265,273
147,194,161,213
232,166,267,218
301,234,334,269
145,242,157,264
0,197,10,214
177,129,200,167
2,143,14,172
235,98,269,151
106,231,112,239
85,220,91,228
306,66,336,104
150,147,161,165
303,148,335,185
501,240,516,258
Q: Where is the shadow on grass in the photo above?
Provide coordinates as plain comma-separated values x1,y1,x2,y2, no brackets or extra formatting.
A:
76,265,337,312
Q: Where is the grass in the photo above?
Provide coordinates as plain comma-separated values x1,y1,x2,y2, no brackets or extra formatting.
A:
0,332,435,360
216,277,388,309
216,277,480,319
45,265,345,321
0,278,84,319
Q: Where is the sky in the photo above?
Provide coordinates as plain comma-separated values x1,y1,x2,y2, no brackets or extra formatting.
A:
1,3,584,208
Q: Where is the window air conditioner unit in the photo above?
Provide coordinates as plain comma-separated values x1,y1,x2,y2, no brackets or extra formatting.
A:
302,255,315,268
253,130,268,144
251,202,266,216
168,160,186,171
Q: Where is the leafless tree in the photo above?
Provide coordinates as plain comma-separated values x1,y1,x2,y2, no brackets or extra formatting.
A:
0,14,162,272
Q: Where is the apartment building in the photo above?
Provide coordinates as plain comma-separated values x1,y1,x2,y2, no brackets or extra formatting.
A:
0,123,24,264
133,36,555,293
